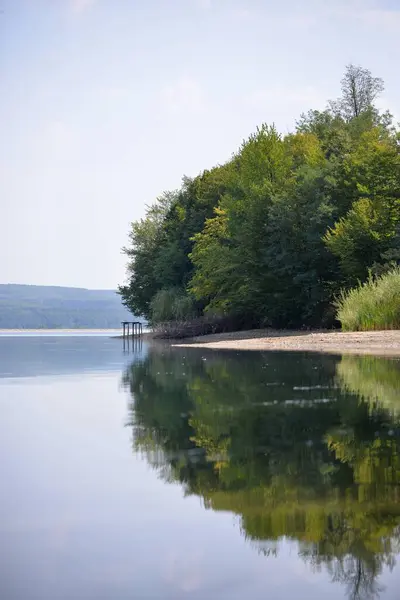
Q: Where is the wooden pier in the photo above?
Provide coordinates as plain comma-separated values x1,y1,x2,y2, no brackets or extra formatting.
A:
121,321,143,338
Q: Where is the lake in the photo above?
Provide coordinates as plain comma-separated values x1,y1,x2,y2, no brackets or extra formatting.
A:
1,336,400,600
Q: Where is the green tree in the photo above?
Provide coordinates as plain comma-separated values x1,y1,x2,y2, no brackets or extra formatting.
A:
190,126,294,323
118,191,176,317
325,129,400,284
262,166,337,326
119,166,234,319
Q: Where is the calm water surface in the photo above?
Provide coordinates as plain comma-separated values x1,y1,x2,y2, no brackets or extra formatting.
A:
1,336,400,600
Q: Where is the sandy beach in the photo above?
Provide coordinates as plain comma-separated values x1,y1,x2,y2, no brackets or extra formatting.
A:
174,329,400,356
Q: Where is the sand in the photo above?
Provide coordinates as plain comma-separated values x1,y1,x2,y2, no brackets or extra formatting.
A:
174,329,400,356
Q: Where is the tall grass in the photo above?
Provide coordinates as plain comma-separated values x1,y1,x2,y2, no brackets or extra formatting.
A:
335,267,400,331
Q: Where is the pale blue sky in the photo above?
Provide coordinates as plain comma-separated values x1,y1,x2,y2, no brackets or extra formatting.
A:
1,0,399,289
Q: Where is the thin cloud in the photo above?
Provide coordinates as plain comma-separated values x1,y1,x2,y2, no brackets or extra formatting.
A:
69,0,96,15
323,0,400,31
34,120,79,164
196,0,212,8
358,8,400,31
161,78,206,115
246,85,325,112
231,7,252,19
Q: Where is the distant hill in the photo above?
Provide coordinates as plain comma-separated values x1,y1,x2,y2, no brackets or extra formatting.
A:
0,284,142,329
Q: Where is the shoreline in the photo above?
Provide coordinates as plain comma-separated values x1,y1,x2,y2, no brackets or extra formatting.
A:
3,327,399,357
111,331,153,340
0,328,122,335
173,329,400,357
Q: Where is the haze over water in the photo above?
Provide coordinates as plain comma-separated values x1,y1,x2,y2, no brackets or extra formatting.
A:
1,335,400,599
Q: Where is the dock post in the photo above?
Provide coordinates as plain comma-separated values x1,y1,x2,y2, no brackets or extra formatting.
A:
122,321,143,343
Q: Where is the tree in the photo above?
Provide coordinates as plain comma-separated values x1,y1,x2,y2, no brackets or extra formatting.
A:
118,191,176,318
119,166,235,319
189,126,293,323
325,128,400,284
330,64,384,121
262,166,337,326
150,287,195,324
190,129,339,326
189,207,237,314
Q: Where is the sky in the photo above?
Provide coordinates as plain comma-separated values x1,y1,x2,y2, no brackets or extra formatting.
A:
1,0,399,289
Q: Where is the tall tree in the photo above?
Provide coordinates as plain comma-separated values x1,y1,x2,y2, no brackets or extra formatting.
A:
324,128,400,284
330,64,384,121
119,165,235,319
118,191,176,318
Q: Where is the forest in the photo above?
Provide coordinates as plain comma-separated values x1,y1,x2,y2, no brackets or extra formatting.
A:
0,284,136,329
119,65,400,332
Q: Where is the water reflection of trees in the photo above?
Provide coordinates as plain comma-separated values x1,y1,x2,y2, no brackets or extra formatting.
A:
337,355,400,416
123,347,400,599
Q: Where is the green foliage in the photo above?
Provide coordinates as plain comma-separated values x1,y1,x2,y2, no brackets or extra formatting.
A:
120,65,399,329
325,129,400,285
335,268,400,331
261,167,337,326
118,192,177,318
189,208,235,313
189,128,332,325
149,287,196,324
325,198,382,283
119,168,234,319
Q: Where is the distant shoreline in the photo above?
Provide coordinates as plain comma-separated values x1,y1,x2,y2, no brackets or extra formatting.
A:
0,328,122,334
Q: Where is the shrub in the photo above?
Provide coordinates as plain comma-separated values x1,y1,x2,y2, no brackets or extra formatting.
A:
152,313,255,339
335,267,400,331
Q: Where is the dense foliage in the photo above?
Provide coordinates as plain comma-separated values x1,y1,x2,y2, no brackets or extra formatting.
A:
123,347,400,599
119,65,399,329
0,284,138,329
